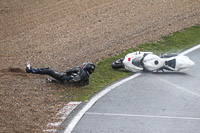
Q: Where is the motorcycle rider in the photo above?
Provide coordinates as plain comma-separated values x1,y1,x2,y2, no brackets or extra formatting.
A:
26,62,95,86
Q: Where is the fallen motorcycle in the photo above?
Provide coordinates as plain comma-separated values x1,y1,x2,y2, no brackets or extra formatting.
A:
111,51,195,72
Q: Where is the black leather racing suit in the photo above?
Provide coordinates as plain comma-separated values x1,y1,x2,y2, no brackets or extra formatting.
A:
66,66,90,85
30,66,90,86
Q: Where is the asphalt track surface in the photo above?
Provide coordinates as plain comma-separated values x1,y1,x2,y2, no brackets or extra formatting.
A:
60,45,200,133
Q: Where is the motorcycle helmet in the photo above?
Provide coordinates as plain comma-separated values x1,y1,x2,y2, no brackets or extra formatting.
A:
82,62,95,74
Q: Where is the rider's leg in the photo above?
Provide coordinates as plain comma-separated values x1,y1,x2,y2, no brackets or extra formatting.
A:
28,67,72,84
27,67,65,79
26,62,69,82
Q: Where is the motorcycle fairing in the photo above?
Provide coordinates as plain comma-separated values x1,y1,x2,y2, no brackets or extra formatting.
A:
174,55,195,72
163,55,194,72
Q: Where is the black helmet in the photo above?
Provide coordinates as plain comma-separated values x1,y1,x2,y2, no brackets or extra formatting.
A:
82,62,95,74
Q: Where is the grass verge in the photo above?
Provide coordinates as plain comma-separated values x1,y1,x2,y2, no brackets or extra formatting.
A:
57,25,200,101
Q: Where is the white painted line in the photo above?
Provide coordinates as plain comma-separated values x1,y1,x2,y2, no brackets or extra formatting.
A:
179,44,200,55
63,43,200,133
86,112,200,121
64,73,141,133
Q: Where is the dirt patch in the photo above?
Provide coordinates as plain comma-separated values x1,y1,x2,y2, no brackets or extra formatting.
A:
0,0,200,132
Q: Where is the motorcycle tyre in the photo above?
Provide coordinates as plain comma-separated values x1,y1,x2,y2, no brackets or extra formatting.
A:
111,58,125,69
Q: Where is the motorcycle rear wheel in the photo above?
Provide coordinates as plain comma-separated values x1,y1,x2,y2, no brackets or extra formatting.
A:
111,58,125,69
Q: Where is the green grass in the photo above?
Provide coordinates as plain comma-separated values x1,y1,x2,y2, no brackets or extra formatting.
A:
58,25,200,101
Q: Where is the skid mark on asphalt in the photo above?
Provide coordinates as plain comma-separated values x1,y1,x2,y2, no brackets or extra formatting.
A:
156,77,200,98
86,112,200,121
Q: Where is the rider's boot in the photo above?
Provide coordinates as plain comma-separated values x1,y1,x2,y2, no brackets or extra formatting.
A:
26,61,33,73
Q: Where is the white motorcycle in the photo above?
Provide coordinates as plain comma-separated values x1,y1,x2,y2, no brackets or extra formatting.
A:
111,51,195,72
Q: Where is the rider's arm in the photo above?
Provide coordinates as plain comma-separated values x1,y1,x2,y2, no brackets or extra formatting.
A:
72,68,89,85
66,67,80,75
